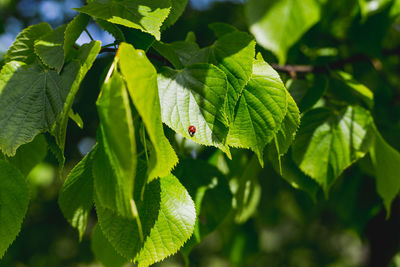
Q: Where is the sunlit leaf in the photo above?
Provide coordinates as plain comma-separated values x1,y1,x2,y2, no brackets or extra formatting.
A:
158,63,230,156
95,71,137,218
118,43,178,181
292,106,373,193
175,159,232,253
189,31,256,122
227,56,288,166
96,174,195,266
74,0,171,40
246,0,320,64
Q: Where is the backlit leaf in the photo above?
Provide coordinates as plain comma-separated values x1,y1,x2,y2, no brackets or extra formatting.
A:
95,71,137,218
189,31,256,122
246,0,320,64
292,106,373,193
227,57,288,166
96,174,195,267
34,24,67,72
74,0,171,40
4,23,52,64
158,63,230,156
118,43,178,181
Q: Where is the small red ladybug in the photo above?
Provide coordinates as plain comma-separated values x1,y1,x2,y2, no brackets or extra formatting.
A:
188,125,196,137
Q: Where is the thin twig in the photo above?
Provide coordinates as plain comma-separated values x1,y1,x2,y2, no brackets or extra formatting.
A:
97,45,400,74
84,29,94,41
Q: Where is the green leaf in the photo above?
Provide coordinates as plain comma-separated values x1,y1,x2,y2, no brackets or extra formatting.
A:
34,24,67,72
208,22,238,38
4,23,52,64
95,19,126,43
233,156,262,223
267,147,320,201
69,110,84,129
185,31,196,43
174,159,232,253
157,64,230,156
152,41,185,69
96,71,137,218
0,41,100,156
58,145,96,240
227,57,288,167
93,142,119,213
286,75,328,113
292,106,373,193
96,174,195,266
52,41,101,150
0,159,30,258
273,91,300,156
246,0,320,64
190,32,256,122
390,0,400,17
118,43,178,180
64,14,91,58
91,225,127,267
7,134,47,176
370,124,400,216
45,134,65,170
74,0,171,40
359,0,392,18
152,39,200,69
330,71,374,109
163,0,188,28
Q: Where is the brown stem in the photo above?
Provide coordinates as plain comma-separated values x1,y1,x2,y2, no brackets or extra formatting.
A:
97,45,400,74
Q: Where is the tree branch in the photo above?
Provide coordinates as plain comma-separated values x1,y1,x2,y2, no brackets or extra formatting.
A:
271,46,400,76
98,45,400,76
